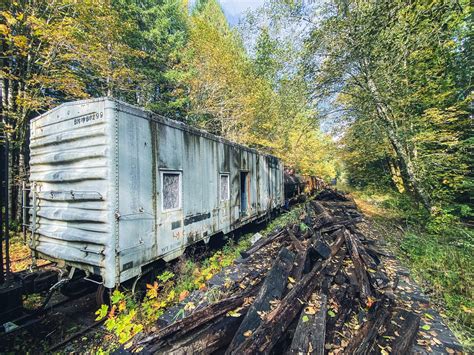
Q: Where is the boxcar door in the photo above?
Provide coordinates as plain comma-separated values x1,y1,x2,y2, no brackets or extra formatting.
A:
218,173,231,230
240,171,249,215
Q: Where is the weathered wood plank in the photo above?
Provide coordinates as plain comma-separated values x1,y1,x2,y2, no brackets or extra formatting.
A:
152,307,249,354
344,230,373,305
343,298,392,354
226,247,295,353
385,309,420,354
135,287,259,351
240,229,287,258
288,292,327,355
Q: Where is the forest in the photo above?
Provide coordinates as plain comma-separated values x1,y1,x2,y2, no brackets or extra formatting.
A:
1,0,472,350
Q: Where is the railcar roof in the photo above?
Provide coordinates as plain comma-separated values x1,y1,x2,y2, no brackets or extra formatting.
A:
31,97,280,161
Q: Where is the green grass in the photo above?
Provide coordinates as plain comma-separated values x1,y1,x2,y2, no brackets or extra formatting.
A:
265,204,305,232
399,228,474,349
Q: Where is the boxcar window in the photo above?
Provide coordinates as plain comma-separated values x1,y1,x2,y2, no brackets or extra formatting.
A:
162,172,181,211
220,174,230,201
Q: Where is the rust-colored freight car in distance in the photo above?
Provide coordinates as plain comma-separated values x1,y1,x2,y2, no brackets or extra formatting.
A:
302,175,326,196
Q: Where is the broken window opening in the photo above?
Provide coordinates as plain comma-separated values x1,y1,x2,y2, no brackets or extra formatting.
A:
162,172,181,211
220,174,230,201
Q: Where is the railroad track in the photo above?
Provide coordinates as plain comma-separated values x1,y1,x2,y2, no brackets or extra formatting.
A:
1,294,78,333
0,288,100,352
46,318,106,353
0,258,100,351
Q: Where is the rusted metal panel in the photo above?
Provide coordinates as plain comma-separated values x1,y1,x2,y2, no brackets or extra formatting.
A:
29,98,285,288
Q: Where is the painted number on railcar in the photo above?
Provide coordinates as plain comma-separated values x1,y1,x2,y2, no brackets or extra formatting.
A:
73,112,103,126
161,241,180,254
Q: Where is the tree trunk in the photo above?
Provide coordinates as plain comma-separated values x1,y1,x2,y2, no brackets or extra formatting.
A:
386,127,432,211
365,76,432,212
0,38,6,125
387,157,405,193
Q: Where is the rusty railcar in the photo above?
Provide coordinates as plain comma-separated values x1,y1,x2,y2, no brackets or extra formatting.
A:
28,98,285,288
284,169,306,201
302,175,326,195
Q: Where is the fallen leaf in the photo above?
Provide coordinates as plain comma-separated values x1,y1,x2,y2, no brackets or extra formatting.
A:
243,297,254,306
227,308,242,317
302,315,309,322
424,313,434,320
184,302,195,311
179,290,189,302
243,330,252,337
366,296,376,308
421,324,431,331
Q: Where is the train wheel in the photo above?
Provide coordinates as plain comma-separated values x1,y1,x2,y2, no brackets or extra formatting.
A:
95,284,111,306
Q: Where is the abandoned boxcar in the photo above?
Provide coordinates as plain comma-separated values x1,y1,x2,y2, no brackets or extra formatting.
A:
28,98,284,288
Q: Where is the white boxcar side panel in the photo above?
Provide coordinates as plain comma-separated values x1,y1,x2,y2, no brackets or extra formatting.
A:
116,102,157,283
